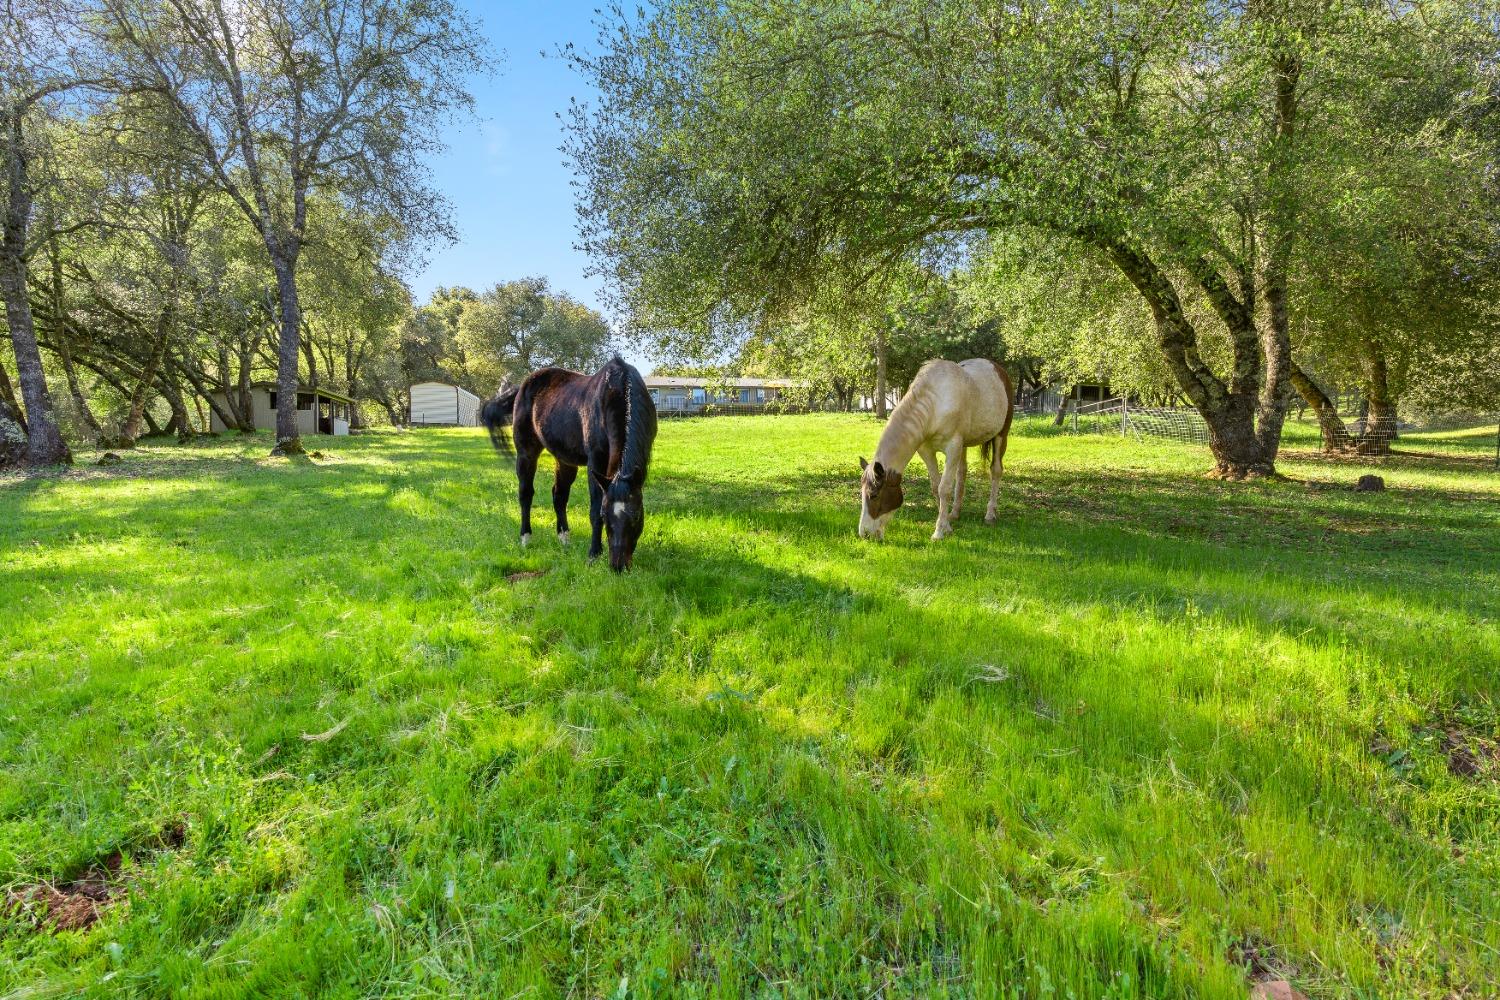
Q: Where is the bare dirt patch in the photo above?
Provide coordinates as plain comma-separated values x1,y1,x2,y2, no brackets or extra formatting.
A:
1228,933,1297,984
2,821,185,933
1439,724,1499,780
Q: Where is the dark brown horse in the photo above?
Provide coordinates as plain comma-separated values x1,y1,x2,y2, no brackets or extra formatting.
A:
481,356,657,571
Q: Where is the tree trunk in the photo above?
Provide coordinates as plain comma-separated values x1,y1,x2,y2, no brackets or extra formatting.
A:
56,333,104,437
1289,364,1356,452
874,328,888,419
2,108,70,466
1252,49,1300,468
46,235,104,437
159,360,195,441
176,356,241,432
0,396,25,466
235,335,258,431
1106,242,1275,478
1361,345,1397,454
301,323,318,393
117,308,172,446
271,256,305,453
1256,270,1294,464
0,358,26,436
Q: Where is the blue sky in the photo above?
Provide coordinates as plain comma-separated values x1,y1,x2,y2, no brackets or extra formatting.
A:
411,3,635,357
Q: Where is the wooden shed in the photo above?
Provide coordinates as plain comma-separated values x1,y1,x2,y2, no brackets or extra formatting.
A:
209,382,354,436
409,382,482,427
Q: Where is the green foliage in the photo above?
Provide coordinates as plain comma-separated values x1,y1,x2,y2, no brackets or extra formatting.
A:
960,232,1184,402
455,277,614,392
3,417,1498,996
568,0,1500,471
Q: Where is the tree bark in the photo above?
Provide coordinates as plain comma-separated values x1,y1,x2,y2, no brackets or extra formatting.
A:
874,327,888,418
1106,242,1274,478
1289,364,1356,452
1,106,70,466
158,358,195,441
1252,48,1300,467
0,356,26,436
271,257,305,453
46,237,103,437
56,332,103,438
176,355,241,432
116,307,171,445
1361,344,1397,453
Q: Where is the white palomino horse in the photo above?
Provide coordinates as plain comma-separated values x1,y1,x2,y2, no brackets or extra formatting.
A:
858,359,1014,541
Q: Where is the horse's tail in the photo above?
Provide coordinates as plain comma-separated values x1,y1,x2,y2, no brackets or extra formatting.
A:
982,361,1016,467
481,386,519,457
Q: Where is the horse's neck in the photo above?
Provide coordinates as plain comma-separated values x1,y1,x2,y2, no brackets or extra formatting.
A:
873,393,924,471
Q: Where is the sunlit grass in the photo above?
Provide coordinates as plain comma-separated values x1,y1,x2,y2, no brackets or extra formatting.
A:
2,415,1497,998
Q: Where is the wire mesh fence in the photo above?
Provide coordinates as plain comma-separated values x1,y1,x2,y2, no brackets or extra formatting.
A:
1069,397,1212,445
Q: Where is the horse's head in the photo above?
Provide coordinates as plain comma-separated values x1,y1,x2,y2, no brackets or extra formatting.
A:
604,475,645,572
858,457,903,540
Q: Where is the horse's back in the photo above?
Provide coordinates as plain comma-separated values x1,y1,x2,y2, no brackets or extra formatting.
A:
517,367,591,464
939,359,1009,444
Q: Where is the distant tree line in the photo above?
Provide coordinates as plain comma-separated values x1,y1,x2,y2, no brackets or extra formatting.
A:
378,279,613,424
568,0,1500,476
1,0,494,466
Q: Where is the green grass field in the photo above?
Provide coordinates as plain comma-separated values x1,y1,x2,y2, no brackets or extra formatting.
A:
2,414,1497,999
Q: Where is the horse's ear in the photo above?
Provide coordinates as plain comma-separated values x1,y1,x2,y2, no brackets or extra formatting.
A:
872,460,885,478
859,456,868,472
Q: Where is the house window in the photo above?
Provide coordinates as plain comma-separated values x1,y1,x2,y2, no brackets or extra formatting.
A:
739,388,753,403
692,388,706,404
756,389,765,403
297,392,314,410
268,391,277,409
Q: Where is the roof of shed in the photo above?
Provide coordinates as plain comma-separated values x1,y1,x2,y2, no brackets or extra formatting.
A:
244,381,357,405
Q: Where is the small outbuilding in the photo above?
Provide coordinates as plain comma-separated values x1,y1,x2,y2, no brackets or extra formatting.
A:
409,382,482,427
209,382,355,436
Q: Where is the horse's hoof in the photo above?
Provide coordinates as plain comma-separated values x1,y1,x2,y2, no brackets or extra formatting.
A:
520,532,531,548
558,530,570,546
931,525,952,541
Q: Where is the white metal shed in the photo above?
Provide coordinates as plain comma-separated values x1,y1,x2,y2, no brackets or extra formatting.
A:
409,382,482,427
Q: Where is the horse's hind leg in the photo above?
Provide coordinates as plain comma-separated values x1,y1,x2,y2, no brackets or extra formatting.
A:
553,461,578,544
986,433,1010,524
516,449,539,546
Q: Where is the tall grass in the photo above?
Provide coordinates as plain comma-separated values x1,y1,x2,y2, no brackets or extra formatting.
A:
1,415,1496,998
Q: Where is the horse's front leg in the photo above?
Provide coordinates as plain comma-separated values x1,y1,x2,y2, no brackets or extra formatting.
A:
553,461,578,544
952,450,968,523
586,466,605,562
516,449,539,547
918,444,940,503
933,438,963,540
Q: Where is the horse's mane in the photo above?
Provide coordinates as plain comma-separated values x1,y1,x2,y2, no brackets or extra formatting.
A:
608,356,655,496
